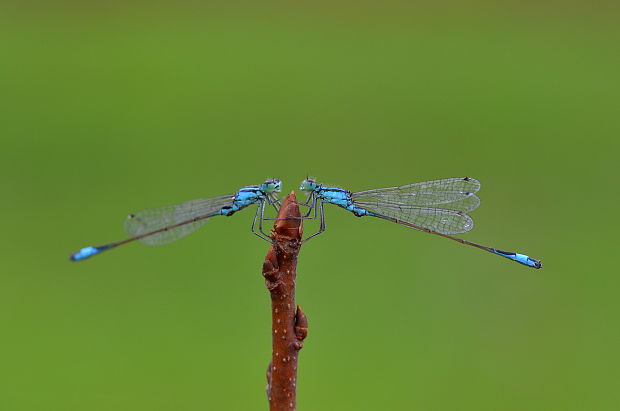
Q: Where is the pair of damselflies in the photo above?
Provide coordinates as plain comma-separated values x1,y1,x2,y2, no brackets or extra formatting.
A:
70,177,541,268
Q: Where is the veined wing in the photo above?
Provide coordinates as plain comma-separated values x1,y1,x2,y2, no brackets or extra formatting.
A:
351,177,480,213
355,201,474,234
124,194,235,245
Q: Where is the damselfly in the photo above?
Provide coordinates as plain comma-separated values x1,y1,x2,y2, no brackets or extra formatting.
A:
70,179,282,261
299,177,541,268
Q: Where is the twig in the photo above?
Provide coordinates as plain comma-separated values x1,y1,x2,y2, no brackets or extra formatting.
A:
262,192,307,411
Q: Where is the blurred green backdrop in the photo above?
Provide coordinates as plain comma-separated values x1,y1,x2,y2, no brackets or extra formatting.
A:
1,2,618,410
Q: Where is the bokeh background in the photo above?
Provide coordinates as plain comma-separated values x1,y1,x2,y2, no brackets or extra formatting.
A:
2,2,618,410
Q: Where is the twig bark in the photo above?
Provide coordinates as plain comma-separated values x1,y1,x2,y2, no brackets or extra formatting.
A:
262,192,307,411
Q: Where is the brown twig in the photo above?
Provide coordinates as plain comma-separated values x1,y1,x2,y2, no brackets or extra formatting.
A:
262,192,307,411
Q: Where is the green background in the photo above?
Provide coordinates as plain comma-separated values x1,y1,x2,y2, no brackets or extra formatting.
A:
2,2,618,410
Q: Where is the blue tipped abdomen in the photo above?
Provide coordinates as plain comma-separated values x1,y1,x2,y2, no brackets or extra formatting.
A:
492,249,542,269
70,246,108,261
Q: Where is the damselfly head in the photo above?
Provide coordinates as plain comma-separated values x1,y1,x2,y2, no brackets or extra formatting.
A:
300,178,317,192
262,179,282,194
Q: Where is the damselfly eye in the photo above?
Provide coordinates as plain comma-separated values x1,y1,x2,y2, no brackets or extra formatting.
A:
262,179,282,194
300,179,316,191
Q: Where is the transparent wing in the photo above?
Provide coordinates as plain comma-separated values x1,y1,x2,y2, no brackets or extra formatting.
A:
351,177,480,212
354,202,474,234
124,195,235,245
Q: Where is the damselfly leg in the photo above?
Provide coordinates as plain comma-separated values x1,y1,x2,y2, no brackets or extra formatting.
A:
263,192,315,221
251,200,272,242
301,200,325,243
268,193,281,212
300,192,318,218
250,194,286,241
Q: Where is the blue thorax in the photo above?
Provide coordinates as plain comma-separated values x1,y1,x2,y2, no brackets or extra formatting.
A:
315,186,369,216
220,185,266,216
